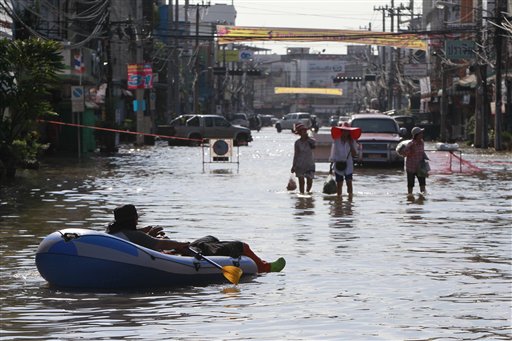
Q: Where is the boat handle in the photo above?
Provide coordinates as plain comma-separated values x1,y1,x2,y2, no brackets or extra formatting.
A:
61,232,80,242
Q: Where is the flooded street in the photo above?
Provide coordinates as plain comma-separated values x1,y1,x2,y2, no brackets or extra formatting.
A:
1,128,511,340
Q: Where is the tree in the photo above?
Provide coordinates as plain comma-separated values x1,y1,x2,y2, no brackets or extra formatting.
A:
0,38,64,179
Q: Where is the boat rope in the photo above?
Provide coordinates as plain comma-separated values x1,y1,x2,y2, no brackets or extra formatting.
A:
38,119,205,143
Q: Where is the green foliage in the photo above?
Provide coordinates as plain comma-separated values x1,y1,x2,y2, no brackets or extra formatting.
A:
11,132,49,163
500,131,512,151
0,38,64,178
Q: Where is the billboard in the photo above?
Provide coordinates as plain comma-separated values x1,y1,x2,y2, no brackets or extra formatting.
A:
302,60,346,87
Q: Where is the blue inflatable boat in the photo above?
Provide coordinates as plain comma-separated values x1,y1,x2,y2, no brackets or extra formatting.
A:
35,228,258,289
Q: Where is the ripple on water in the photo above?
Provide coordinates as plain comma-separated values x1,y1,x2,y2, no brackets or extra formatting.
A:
0,135,511,340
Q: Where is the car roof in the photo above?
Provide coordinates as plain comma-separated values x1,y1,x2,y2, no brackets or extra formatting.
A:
351,113,396,120
188,114,225,118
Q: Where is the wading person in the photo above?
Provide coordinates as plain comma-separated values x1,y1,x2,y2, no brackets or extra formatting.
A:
107,204,286,273
403,127,427,196
329,123,361,198
291,123,316,194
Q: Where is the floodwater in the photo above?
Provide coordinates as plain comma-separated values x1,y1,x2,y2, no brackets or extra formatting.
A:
1,128,511,340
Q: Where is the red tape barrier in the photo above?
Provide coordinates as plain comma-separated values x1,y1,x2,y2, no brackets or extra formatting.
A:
39,119,204,143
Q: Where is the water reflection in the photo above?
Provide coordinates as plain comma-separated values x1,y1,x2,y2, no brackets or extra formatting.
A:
327,196,354,219
293,194,315,216
1,132,511,340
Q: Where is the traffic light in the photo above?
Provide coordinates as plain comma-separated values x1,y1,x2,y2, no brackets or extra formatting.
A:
227,69,261,76
364,74,377,81
246,69,261,76
228,69,244,76
333,76,363,83
213,67,226,75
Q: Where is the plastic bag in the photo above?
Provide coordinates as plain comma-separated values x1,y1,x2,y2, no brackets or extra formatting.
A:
287,175,297,191
322,175,337,194
396,139,411,157
417,159,430,178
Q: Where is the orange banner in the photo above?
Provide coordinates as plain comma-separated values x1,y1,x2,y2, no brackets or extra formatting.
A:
217,25,427,50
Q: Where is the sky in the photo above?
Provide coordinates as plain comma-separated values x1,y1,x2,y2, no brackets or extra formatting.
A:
229,0,423,54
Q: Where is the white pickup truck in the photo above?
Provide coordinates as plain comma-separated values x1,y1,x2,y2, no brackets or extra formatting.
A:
349,113,407,165
275,112,312,132
164,114,253,146
312,113,407,165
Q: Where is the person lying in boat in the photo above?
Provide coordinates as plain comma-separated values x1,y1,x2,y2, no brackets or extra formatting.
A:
106,204,286,273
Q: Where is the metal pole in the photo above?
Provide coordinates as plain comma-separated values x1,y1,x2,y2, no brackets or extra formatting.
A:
474,0,484,148
439,6,449,142
494,1,504,150
387,2,394,111
166,1,174,120
135,0,144,145
174,0,180,115
194,4,199,114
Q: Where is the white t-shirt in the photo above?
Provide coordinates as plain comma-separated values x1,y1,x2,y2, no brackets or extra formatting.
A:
329,139,358,175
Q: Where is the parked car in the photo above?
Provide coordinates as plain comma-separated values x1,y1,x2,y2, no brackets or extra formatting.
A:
328,115,339,127
259,115,275,127
392,115,415,138
275,112,312,133
167,114,253,146
229,113,250,128
337,115,349,126
348,113,407,165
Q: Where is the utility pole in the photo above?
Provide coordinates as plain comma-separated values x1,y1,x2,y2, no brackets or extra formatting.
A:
174,0,180,115
474,0,488,148
439,6,449,142
193,4,200,113
494,0,504,151
396,4,403,111
388,1,395,111
167,1,174,120
135,0,144,145
103,0,116,152
373,4,388,110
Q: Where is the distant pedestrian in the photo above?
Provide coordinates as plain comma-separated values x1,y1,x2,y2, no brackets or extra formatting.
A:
403,127,427,196
291,123,316,194
329,123,361,197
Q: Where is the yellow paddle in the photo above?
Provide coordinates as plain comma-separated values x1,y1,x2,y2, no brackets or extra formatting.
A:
189,247,243,285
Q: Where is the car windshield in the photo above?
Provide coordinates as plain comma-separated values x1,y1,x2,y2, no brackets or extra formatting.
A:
233,114,247,120
351,118,398,133
170,115,191,126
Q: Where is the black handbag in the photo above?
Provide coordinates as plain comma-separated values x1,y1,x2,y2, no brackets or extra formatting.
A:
335,161,347,171
334,148,350,172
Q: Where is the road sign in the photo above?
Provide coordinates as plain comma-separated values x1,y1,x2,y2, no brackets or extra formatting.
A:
71,86,84,112
445,40,475,60
71,86,84,101
403,64,428,77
